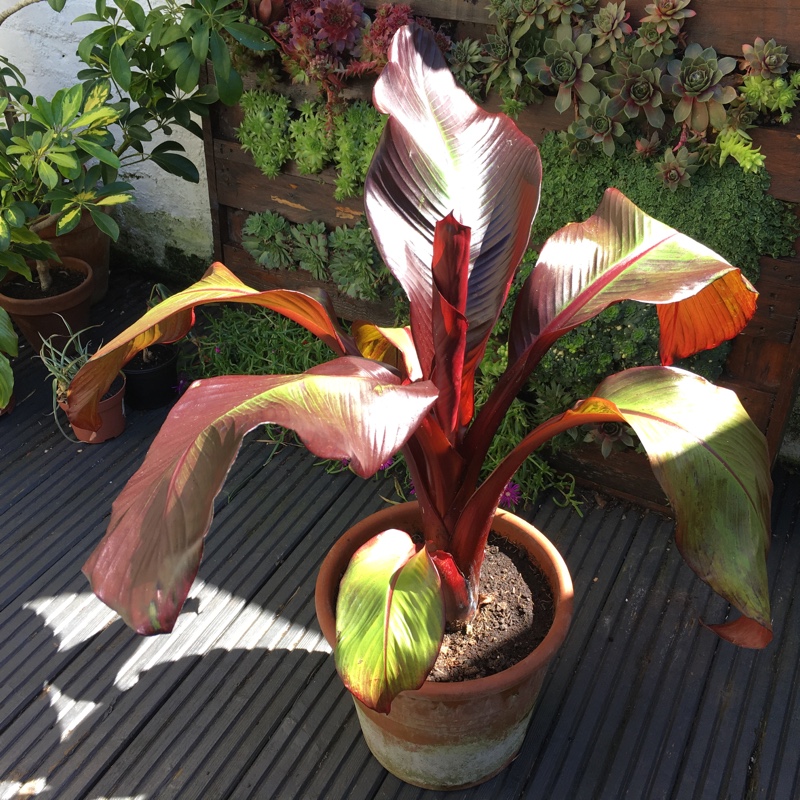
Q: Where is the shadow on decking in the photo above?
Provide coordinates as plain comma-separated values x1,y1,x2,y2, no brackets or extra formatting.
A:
1,270,799,800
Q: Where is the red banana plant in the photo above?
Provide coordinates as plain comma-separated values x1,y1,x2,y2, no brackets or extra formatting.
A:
67,25,772,715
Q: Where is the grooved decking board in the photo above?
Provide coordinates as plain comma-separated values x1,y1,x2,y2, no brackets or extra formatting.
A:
1,270,799,800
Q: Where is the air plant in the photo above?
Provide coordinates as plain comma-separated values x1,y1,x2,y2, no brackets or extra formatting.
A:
67,25,772,716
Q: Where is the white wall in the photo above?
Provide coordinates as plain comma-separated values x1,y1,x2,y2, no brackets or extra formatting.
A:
0,0,214,270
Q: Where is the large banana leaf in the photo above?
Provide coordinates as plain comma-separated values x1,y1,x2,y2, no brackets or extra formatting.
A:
82,358,438,635
336,529,444,713
461,366,772,648
365,24,541,387
67,262,355,430
508,189,757,371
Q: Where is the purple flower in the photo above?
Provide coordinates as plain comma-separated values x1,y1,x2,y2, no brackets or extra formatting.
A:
499,481,522,510
379,457,394,471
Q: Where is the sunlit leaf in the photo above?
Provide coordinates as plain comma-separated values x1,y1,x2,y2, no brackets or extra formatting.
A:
82,362,438,635
67,262,358,429
336,529,444,713
365,24,541,382
508,189,757,371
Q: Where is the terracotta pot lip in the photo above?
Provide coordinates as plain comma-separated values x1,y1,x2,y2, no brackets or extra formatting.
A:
316,500,574,704
0,257,93,308
59,372,125,412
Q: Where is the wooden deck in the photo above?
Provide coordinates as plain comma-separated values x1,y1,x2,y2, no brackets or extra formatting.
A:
1,270,799,799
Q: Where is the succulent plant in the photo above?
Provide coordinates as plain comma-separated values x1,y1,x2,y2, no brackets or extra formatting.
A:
715,128,766,173
740,37,789,78
741,74,799,122
313,0,365,54
634,130,661,158
517,0,550,30
574,95,627,156
657,145,699,190
558,119,596,162
604,51,665,128
448,37,486,87
583,421,636,458
525,25,601,113
661,43,737,133
641,0,695,37
590,1,632,53
632,21,676,59
544,0,585,26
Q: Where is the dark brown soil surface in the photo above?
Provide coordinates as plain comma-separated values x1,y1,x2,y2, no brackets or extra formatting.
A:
124,344,176,371
427,533,555,682
0,268,85,299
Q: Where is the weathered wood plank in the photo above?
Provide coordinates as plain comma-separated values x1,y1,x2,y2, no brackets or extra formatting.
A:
372,0,800,58
221,243,396,325
212,141,365,226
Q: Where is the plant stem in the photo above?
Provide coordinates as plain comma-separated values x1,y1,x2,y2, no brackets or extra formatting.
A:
35,259,52,292
0,0,45,27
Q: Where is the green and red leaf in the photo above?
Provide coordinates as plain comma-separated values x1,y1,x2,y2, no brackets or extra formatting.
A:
508,188,757,372
591,367,771,646
335,529,444,713
461,366,771,647
365,23,541,384
82,358,438,635
67,262,355,430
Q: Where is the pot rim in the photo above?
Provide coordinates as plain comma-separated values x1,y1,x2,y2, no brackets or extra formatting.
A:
0,257,93,309
121,343,179,376
315,500,574,703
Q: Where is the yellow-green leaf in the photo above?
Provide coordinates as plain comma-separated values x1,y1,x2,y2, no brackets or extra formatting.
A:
335,529,444,713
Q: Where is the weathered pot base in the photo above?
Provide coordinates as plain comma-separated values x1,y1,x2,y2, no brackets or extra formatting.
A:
315,502,573,790
353,698,529,790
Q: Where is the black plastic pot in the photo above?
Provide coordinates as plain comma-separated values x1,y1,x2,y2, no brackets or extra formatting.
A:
122,344,179,410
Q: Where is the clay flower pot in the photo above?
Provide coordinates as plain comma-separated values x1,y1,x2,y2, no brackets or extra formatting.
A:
0,257,94,352
59,374,126,443
39,212,110,304
315,502,573,790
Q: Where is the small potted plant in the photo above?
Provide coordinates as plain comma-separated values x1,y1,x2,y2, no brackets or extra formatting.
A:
65,26,772,789
39,319,125,443
121,284,179,410
0,0,274,327
0,58,134,344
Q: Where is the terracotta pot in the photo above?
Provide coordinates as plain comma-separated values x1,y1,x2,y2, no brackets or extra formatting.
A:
59,374,126,443
40,212,110,304
315,502,573,790
0,258,94,352
122,344,179,409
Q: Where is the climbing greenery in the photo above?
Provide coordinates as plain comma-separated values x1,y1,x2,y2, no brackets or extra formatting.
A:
236,93,385,198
